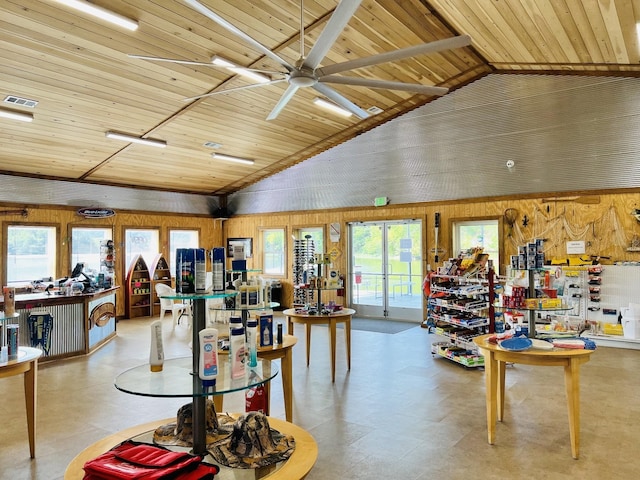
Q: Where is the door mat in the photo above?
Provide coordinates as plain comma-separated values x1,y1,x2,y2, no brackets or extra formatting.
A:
343,317,418,334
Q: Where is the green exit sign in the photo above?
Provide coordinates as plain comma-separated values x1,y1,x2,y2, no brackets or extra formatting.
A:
374,196,389,207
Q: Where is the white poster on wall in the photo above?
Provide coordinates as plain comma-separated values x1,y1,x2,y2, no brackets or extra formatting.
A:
566,241,585,254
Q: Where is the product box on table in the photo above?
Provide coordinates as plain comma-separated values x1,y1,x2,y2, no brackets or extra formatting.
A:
259,314,273,347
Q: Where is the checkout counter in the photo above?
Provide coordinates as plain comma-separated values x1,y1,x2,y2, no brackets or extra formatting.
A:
1,286,118,362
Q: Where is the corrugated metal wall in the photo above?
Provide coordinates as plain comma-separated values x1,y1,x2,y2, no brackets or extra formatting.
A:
0,175,217,215
230,74,640,214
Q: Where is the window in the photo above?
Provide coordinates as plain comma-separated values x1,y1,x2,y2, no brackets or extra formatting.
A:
71,227,112,276
295,227,324,254
169,229,199,275
262,228,285,276
452,219,500,269
124,228,159,271
6,225,57,284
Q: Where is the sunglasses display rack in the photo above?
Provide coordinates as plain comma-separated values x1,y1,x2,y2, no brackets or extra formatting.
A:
293,236,315,306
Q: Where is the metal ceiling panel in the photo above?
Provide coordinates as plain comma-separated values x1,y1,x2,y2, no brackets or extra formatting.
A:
0,175,216,215
229,74,640,214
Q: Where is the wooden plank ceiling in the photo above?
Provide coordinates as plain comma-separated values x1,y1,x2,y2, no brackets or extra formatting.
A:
1,0,639,197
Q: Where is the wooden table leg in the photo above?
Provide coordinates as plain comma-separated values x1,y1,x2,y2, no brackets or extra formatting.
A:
287,316,294,336
213,394,223,413
329,319,337,383
24,360,37,459
484,350,497,445
564,358,581,459
305,322,312,367
497,360,506,422
345,316,351,371
281,348,294,422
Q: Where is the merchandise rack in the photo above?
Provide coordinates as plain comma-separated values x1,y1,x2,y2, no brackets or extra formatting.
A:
428,269,496,368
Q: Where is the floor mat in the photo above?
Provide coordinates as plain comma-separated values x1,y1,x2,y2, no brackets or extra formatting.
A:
347,317,419,334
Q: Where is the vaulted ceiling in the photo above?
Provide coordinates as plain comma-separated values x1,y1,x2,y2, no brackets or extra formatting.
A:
2,0,639,200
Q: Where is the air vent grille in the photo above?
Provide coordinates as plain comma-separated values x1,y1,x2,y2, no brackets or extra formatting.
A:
4,95,38,108
203,141,222,149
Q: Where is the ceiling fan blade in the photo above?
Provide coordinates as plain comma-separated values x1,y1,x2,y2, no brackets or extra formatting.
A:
318,35,472,76
127,54,215,66
182,0,294,70
184,79,287,102
312,83,369,119
319,76,448,96
303,0,363,69
267,84,300,120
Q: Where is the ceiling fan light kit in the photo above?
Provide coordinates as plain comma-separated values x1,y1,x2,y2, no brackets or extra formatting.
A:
54,0,138,31
0,108,34,122
105,131,167,148
134,0,471,121
212,153,255,165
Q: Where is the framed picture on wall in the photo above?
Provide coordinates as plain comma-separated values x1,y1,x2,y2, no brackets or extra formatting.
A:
227,237,253,258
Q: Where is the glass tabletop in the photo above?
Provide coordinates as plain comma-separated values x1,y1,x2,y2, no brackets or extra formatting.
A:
209,301,280,311
159,291,236,301
115,356,277,398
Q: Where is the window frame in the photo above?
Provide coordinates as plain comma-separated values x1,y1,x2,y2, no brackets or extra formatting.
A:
259,227,287,278
293,225,325,255
169,228,200,277
450,216,503,274
3,221,60,286
122,227,160,273
68,224,114,276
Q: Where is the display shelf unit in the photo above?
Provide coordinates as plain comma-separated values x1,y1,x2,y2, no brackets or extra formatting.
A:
117,290,275,456
292,236,315,306
125,255,152,319
428,273,492,368
150,254,172,316
99,239,115,288
499,269,573,338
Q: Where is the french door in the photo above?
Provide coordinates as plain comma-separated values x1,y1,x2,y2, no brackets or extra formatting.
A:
349,220,423,321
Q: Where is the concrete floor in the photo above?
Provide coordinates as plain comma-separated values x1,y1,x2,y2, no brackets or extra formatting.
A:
1,313,638,479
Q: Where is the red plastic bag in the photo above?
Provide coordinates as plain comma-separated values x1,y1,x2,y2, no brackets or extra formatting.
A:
245,384,267,413
83,440,219,479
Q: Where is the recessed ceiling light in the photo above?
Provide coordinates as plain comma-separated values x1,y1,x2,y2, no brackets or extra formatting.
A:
211,55,271,84
105,131,166,148
212,153,254,165
313,97,352,117
54,0,138,31
0,108,33,122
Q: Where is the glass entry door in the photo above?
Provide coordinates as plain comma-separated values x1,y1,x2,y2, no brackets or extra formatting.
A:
349,220,423,322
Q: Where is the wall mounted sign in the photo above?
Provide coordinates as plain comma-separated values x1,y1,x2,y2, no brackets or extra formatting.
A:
77,207,116,218
566,240,585,254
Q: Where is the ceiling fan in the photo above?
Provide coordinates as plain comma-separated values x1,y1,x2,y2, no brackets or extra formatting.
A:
130,0,471,120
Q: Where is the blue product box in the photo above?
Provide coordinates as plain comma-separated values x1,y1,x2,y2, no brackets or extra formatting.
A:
232,259,247,271
259,314,273,347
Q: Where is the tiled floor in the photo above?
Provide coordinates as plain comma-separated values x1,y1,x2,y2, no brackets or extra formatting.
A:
1,314,639,479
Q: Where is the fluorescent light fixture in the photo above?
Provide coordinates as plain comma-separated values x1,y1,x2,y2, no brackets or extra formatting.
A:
54,0,138,31
211,55,271,84
212,153,255,165
105,131,166,148
313,97,353,117
0,108,33,122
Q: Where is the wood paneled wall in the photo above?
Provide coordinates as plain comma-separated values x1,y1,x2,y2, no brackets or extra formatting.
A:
4,190,640,318
0,204,222,318
225,191,640,308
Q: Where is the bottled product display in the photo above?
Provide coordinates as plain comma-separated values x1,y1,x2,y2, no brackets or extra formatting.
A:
149,320,164,372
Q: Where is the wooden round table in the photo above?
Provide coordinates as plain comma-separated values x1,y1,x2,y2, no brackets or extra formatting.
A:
473,334,594,459
0,346,42,458
283,308,354,382
64,416,317,480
